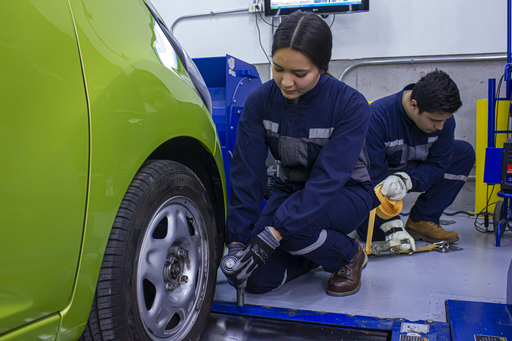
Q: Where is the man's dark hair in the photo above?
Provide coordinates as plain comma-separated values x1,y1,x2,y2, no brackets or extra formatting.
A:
411,70,462,114
271,10,332,72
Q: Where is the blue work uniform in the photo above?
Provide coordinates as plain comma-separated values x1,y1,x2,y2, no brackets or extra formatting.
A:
226,73,378,294
357,84,475,241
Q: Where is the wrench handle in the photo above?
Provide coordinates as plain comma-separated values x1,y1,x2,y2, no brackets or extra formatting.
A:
236,287,245,306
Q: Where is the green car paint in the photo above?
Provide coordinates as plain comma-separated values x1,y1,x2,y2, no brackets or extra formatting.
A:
0,315,60,341
0,0,226,339
0,0,90,336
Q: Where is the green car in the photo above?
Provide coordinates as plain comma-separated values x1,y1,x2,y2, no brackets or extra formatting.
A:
0,1,226,340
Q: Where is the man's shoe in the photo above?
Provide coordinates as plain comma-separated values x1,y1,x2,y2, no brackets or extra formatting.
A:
405,219,459,243
326,243,367,296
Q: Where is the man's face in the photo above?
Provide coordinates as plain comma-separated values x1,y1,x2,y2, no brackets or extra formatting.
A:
413,111,452,133
410,100,452,133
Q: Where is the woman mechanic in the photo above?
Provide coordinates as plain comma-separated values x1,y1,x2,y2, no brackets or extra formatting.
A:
222,10,379,297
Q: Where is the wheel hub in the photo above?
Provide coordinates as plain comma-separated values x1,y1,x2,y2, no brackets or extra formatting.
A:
164,248,188,292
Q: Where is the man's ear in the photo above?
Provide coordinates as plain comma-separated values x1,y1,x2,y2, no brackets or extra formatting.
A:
410,99,419,113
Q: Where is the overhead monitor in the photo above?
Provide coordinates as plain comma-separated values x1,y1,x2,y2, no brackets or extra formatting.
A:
264,0,369,17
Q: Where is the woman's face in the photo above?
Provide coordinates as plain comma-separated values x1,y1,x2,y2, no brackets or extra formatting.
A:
272,48,323,103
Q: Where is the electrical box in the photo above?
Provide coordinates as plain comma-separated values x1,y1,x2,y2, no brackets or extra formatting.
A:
501,141,512,191
484,147,503,184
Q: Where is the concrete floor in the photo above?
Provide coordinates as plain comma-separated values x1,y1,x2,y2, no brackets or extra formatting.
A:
214,211,512,323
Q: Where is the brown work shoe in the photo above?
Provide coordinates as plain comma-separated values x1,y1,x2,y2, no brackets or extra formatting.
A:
326,243,368,296
405,219,459,243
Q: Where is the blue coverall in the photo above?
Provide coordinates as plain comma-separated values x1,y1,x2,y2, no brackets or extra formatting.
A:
356,84,476,241
227,74,379,294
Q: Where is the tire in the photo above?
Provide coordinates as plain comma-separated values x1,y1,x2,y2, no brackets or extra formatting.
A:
80,160,218,341
493,200,506,237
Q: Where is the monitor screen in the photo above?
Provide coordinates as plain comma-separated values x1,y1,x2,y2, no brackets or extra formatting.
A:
264,0,369,17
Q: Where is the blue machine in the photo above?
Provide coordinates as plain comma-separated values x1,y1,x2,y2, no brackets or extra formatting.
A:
481,5,512,339
484,0,512,247
193,54,262,198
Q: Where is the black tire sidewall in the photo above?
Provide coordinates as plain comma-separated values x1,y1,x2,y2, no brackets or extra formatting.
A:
493,200,506,237
121,161,217,341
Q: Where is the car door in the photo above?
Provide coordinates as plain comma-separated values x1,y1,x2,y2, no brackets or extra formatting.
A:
0,0,89,334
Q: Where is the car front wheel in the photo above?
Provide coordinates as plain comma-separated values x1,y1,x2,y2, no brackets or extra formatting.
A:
80,160,218,341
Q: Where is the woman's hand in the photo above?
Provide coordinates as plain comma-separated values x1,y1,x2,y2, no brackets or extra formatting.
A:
221,227,280,287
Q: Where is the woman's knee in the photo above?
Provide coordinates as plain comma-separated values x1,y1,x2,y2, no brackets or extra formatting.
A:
325,185,375,235
245,271,285,294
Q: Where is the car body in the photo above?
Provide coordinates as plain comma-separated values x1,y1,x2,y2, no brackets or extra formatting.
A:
0,1,226,340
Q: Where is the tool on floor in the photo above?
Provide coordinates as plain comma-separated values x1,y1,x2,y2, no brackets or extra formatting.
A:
394,240,463,254
365,185,462,255
368,239,411,255
368,234,462,255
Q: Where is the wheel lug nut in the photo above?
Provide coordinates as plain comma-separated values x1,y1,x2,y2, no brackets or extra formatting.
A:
165,283,175,291
166,256,176,264
179,275,189,283
177,249,187,258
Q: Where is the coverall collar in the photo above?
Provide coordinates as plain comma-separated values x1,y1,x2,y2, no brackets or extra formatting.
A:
397,83,415,125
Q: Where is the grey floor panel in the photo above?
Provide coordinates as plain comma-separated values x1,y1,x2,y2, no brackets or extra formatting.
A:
214,213,512,322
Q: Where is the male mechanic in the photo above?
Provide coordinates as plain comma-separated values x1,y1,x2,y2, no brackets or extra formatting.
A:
357,70,475,249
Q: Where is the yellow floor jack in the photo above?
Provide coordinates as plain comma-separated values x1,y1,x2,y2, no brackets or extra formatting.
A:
365,186,463,256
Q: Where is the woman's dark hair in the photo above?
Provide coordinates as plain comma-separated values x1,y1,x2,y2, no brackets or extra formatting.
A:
271,10,332,71
411,69,462,114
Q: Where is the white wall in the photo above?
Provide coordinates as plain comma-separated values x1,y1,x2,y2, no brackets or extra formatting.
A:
152,0,508,64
